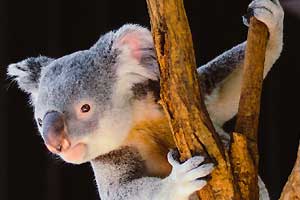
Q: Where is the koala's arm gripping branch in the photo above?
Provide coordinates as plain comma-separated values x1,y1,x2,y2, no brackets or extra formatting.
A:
146,0,238,199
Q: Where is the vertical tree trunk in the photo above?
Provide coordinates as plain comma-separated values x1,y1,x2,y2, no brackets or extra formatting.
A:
146,0,238,199
146,0,299,199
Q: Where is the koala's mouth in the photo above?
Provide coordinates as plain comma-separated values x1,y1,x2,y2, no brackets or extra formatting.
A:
59,143,88,164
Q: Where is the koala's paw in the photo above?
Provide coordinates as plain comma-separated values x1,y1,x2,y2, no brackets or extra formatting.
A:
243,0,284,32
165,150,214,199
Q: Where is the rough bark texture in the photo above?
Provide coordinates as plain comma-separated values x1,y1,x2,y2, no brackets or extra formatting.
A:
146,0,237,199
146,0,273,200
231,17,269,199
234,17,268,168
280,142,300,200
230,132,257,200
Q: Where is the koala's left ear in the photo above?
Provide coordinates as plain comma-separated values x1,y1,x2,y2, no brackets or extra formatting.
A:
112,24,159,79
113,24,154,60
7,56,53,99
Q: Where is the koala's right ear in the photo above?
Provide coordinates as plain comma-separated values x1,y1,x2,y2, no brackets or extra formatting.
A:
7,56,53,98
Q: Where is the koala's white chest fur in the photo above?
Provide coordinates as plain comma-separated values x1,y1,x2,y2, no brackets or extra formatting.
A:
205,67,243,127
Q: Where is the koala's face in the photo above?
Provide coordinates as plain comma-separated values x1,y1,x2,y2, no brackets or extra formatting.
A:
8,24,159,164
34,49,126,164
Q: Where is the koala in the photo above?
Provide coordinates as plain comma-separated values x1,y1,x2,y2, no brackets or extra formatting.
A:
7,0,283,199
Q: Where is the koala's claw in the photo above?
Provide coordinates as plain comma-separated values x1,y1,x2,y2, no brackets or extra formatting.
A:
243,0,284,32
165,151,214,199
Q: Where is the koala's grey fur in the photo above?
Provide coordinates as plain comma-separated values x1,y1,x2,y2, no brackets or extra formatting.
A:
7,0,283,199
198,42,245,95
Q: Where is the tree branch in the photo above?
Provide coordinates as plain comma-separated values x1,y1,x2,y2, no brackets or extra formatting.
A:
230,17,269,199
146,0,271,199
234,17,268,167
146,0,237,199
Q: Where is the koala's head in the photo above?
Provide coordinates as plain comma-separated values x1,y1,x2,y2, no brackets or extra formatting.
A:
7,24,160,164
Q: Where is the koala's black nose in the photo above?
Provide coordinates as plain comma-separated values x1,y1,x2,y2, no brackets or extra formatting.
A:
42,111,70,154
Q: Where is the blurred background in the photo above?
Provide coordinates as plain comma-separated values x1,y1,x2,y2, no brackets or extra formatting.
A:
0,0,299,199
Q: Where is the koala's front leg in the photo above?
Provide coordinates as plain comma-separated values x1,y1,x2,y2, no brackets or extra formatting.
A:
91,148,214,200
119,151,214,200
153,151,214,200
245,0,284,76
200,0,284,127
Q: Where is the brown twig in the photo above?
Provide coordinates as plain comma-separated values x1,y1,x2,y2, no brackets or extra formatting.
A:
231,16,269,199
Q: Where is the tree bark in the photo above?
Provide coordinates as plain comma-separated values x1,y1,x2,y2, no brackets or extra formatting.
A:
234,17,268,168
146,0,237,199
145,0,282,200
231,17,269,199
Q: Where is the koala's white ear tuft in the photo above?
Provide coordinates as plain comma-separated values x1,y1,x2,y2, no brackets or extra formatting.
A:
7,56,53,97
113,24,154,61
112,24,159,81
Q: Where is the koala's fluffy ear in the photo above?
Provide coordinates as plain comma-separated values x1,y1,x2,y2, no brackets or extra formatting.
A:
7,56,53,98
113,24,154,60
113,24,159,80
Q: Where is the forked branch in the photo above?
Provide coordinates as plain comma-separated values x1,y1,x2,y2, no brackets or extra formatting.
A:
146,0,273,199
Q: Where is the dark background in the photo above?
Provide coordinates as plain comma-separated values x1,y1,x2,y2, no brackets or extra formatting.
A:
0,0,299,200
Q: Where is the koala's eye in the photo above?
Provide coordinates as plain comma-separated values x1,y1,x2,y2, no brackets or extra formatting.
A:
37,118,43,127
81,104,91,113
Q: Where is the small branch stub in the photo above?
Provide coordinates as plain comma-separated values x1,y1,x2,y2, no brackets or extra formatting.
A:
230,132,257,199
